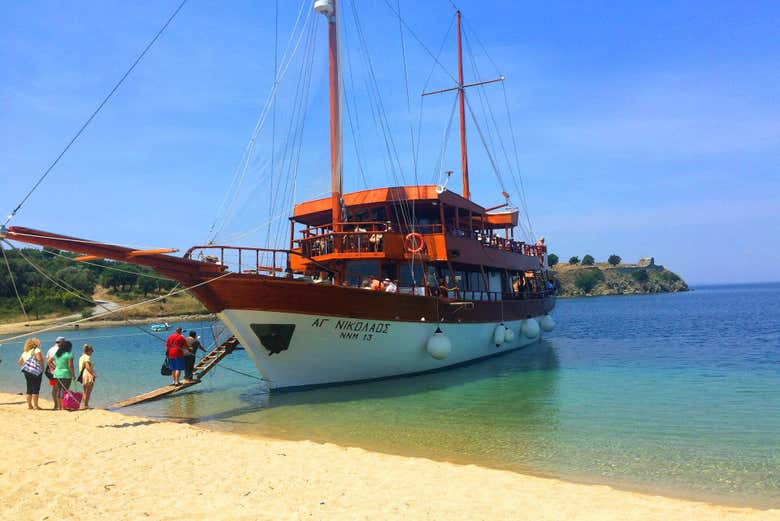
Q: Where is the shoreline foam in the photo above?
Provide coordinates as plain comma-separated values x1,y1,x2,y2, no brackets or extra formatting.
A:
1,392,777,520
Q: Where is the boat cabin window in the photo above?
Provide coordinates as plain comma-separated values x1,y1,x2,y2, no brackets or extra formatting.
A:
345,260,380,287
399,264,425,295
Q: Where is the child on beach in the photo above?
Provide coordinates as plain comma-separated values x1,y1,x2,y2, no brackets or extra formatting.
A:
17,338,44,410
78,344,96,409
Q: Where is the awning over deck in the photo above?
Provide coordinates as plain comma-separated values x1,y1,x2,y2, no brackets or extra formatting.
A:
293,185,488,226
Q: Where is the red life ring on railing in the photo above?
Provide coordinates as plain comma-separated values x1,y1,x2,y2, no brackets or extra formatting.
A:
404,232,425,253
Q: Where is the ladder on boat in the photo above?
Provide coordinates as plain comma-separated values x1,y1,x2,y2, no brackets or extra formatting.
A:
108,336,243,409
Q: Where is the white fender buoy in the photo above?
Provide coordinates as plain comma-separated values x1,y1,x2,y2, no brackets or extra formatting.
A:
540,315,556,333
503,327,515,343
522,319,540,338
426,327,452,360
493,324,506,346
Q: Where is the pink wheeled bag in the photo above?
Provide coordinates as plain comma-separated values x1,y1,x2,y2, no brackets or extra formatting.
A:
61,383,83,411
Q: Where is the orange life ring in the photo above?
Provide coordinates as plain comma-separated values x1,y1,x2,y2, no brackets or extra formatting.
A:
404,232,425,253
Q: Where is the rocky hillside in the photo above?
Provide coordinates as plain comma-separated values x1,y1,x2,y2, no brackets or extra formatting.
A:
551,261,688,297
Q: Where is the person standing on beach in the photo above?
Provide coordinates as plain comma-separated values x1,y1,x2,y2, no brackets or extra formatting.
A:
52,340,75,411
78,344,96,409
183,331,206,383
46,336,65,409
17,338,44,410
165,327,187,386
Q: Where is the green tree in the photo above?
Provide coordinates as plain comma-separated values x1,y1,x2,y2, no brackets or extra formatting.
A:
632,269,649,283
23,286,58,319
582,254,595,265
574,269,604,294
138,276,158,296
568,256,580,265
608,254,621,266
547,254,559,267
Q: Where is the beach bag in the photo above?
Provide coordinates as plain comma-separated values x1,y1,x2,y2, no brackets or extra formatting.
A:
61,382,83,411
160,358,172,376
21,354,43,377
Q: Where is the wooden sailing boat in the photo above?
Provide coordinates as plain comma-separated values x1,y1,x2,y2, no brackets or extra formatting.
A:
2,0,555,390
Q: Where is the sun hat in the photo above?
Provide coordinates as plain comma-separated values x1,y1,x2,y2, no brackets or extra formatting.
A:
55,336,65,342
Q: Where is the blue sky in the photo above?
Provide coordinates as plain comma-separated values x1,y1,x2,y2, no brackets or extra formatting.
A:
1,0,778,285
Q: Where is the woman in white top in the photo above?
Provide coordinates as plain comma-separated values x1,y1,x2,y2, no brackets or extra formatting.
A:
17,338,44,410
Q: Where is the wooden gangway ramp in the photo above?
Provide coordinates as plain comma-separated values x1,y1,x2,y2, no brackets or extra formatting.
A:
108,336,243,409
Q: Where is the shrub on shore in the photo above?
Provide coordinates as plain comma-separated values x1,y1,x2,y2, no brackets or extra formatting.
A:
574,268,604,293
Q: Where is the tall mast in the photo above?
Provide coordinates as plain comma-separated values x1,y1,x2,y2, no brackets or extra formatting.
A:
456,10,470,200
315,0,343,234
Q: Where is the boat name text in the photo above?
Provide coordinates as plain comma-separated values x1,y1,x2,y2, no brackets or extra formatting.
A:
311,318,392,339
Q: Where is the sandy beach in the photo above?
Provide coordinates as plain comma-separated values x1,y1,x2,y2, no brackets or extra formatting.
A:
0,393,777,520
0,313,213,337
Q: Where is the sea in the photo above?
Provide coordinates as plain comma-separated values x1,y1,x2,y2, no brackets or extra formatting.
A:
1,283,778,508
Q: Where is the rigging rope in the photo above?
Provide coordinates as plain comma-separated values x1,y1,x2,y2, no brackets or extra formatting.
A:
419,12,456,186
435,92,460,183
266,0,280,255
40,247,175,282
207,0,312,244
380,0,457,84
461,19,535,238
349,2,414,234
268,16,318,254
2,239,171,342
0,243,28,322
463,94,507,196
0,270,231,345
3,0,189,228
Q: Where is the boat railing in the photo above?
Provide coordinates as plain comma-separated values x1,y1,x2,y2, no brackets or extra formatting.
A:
184,245,290,276
297,231,388,257
445,228,547,257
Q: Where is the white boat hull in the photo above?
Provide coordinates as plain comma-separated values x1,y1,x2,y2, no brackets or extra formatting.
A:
218,309,545,389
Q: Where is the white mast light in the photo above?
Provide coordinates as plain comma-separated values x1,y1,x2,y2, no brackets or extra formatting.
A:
314,0,334,16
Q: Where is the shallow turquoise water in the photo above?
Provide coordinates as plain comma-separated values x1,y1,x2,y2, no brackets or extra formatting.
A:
1,284,778,507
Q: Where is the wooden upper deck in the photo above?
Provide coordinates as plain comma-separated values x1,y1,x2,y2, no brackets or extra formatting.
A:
287,184,544,276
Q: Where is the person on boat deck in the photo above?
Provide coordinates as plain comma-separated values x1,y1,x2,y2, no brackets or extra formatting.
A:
360,279,371,289
183,331,206,383
52,340,75,411
78,344,96,409
383,278,398,293
165,327,188,386
535,236,545,246
46,336,65,407
437,277,456,299
370,277,382,291
313,271,331,284
512,277,525,295
368,232,383,252
18,338,44,410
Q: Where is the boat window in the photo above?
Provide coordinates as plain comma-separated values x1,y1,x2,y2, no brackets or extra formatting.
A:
382,263,397,282
345,260,379,287
426,265,439,287
487,270,503,301
399,264,423,287
469,272,484,291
